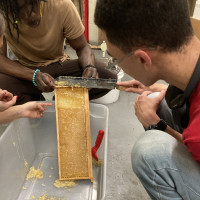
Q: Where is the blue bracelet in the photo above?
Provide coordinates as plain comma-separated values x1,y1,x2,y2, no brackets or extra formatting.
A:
32,69,40,87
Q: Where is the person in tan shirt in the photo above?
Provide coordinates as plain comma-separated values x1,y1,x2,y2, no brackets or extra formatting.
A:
0,13,52,122
0,0,116,104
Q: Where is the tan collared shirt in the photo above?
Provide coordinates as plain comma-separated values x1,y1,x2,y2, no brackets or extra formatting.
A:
5,0,85,67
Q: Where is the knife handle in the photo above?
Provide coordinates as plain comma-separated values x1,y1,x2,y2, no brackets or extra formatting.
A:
95,130,104,149
117,85,139,91
117,85,129,91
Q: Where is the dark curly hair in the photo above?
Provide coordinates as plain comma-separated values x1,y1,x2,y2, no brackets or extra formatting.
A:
0,0,47,40
95,0,193,53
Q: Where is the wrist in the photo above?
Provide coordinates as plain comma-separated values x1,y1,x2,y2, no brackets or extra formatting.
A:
148,84,158,92
32,69,40,86
10,105,23,119
149,83,168,92
83,64,96,70
148,119,167,131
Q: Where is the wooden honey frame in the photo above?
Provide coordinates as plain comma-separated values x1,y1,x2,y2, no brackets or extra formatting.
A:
55,87,93,182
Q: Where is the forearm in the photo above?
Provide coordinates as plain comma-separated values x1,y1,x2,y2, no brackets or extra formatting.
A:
0,105,23,124
148,83,168,92
0,54,34,80
68,34,96,69
76,44,95,68
165,125,183,143
0,38,33,80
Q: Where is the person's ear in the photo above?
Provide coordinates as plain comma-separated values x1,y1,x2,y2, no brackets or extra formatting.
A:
134,50,152,71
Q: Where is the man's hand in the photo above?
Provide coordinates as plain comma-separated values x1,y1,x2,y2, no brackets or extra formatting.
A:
19,102,53,119
117,80,149,94
0,89,17,112
68,34,97,78
117,80,168,94
82,66,99,78
134,90,166,128
35,72,55,92
0,89,13,102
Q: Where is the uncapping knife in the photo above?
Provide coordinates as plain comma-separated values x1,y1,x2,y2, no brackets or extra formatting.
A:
54,76,128,91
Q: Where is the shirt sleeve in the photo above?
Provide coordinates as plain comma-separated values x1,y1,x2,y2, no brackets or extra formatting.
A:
61,0,85,40
183,81,200,163
184,141,200,162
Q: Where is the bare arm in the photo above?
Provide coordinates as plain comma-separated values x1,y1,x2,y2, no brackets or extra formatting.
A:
0,102,52,124
118,79,168,94
149,83,168,93
134,91,182,143
0,106,26,123
0,38,34,80
0,38,55,92
68,34,98,78
165,125,183,143
68,34,95,67
0,54,35,80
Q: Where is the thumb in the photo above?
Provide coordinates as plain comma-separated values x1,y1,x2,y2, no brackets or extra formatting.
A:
141,91,152,96
155,90,166,102
6,96,17,107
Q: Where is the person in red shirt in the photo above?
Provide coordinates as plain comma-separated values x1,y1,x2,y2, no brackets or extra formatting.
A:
95,0,200,199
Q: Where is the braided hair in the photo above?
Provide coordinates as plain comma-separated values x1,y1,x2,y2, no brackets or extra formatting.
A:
0,13,5,37
0,0,46,40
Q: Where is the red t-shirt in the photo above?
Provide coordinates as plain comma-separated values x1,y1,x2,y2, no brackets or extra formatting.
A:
183,81,200,162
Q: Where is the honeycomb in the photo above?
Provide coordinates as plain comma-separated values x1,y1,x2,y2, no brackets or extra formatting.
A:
55,87,93,181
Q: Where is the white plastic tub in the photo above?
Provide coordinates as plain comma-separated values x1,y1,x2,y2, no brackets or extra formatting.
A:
0,103,109,200
91,70,124,104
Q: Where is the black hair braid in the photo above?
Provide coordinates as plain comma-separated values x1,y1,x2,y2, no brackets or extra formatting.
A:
0,0,20,40
0,0,47,41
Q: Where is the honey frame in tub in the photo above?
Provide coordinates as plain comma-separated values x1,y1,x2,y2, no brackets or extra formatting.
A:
55,87,93,182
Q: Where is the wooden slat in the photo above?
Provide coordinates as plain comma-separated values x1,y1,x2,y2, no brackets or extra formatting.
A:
55,87,93,182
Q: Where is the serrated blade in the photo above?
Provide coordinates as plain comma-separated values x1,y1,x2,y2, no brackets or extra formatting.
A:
54,76,117,90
